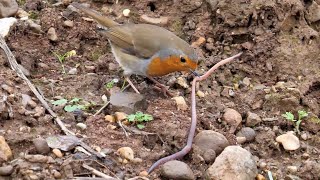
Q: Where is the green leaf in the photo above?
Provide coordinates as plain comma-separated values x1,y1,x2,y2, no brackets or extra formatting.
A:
282,112,295,121
64,105,84,112
105,80,115,89
127,114,136,122
298,110,308,120
70,98,81,103
137,124,145,129
51,99,68,106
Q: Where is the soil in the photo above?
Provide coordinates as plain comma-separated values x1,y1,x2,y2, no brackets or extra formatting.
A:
1,0,320,179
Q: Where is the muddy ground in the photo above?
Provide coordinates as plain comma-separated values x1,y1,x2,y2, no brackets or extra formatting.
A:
0,0,320,179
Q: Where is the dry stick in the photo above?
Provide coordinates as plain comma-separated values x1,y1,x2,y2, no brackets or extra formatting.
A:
147,52,243,174
82,164,116,179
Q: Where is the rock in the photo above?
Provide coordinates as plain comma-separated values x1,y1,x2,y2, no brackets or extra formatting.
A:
34,106,45,117
236,136,247,144
176,77,189,88
276,131,300,151
76,123,87,130
117,147,134,161
287,166,298,173
114,112,127,121
0,136,12,162
161,160,194,180
104,115,115,122
246,112,262,127
196,90,205,98
110,92,147,114
1,84,13,94
68,68,77,75
0,165,14,176
191,37,206,47
0,17,17,37
202,149,216,163
236,127,256,142
139,170,148,177
27,20,42,33
52,148,63,158
256,174,266,180
0,0,18,18
16,8,29,19
47,27,58,41
206,0,218,11
25,154,49,163
222,108,242,133
52,169,62,179
21,94,31,107
306,1,320,23
122,9,130,17
172,96,188,111
206,146,258,180
63,20,74,27
107,124,117,130
33,137,50,154
140,14,169,25
194,130,229,155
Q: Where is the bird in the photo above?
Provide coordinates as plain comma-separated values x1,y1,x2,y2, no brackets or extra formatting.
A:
71,2,198,96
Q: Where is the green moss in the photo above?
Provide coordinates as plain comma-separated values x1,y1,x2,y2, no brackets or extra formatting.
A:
169,19,184,38
29,11,39,20
90,49,104,61
17,0,26,6
309,116,320,124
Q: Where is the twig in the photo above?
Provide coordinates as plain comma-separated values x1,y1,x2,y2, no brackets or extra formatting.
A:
122,124,166,145
117,120,129,137
147,52,243,173
82,164,116,179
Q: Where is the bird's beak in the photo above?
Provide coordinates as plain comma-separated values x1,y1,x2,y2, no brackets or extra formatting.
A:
189,68,200,77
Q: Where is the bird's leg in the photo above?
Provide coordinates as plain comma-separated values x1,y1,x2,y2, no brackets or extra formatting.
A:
125,76,140,94
147,77,174,97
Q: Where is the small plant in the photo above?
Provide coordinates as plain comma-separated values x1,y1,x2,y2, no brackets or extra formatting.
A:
127,111,153,129
282,110,308,134
53,50,76,74
105,79,119,89
51,97,85,112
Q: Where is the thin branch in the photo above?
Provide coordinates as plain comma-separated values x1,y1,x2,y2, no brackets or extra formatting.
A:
82,164,116,179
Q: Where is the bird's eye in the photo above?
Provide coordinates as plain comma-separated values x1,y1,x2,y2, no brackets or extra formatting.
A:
180,56,186,63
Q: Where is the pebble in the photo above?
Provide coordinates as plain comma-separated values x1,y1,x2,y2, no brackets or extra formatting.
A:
0,165,14,176
161,160,195,180
172,96,188,111
246,112,262,127
1,84,13,94
122,9,130,17
236,127,256,142
276,131,300,151
68,68,77,75
114,112,127,121
47,27,58,41
140,14,169,25
222,108,242,133
0,0,18,18
52,148,63,158
256,174,266,180
16,8,29,19
176,77,189,88
202,149,216,163
194,130,229,155
25,154,49,163
0,17,17,37
21,94,32,107
306,1,320,22
300,132,308,140
196,90,205,98
27,20,42,33
52,169,62,179
63,20,74,27
0,136,12,161
191,37,206,47
107,124,117,130
236,136,247,144
37,62,50,69
110,92,147,114
117,147,134,161
242,77,251,86
34,106,45,117
206,146,258,180
139,170,148,177
287,166,298,173
76,123,87,130
104,115,115,123
33,137,50,154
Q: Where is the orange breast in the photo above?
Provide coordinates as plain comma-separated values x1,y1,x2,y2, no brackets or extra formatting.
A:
146,56,196,77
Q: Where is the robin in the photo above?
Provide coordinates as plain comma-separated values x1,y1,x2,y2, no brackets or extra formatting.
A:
72,2,198,96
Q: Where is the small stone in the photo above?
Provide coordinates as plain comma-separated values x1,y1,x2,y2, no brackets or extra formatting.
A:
34,106,45,117
191,37,206,47
140,14,169,25
122,159,128,164
68,68,77,75
27,20,42,33
176,77,189,88
122,9,130,17
0,165,13,176
21,94,31,107
52,170,62,179
139,170,148,177
194,130,229,155
108,63,118,71
33,137,50,154
63,20,74,27
132,157,143,163
47,27,58,41
256,174,266,180
37,62,50,69
29,174,39,180
25,154,49,163
28,99,37,108
222,108,242,133
236,127,256,142
206,146,257,180
0,17,17,37
76,123,87,130
117,147,134,161
0,136,12,162
300,132,308,140
1,84,13,94
287,166,298,173
202,149,216,163
172,96,188,111
246,112,262,127
16,8,29,19
258,161,267,169
197,90,205,98
236,136,247,144
114,112,127,121
0,0,18,18
302,153,310,159
306,1,320,23
276,131,300,151
110,92,147,114
52,148,63,158
107,124,117,130
161,160,194,180
104,115,115,123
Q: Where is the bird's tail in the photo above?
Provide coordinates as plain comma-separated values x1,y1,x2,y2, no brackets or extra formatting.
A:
71,2,118,28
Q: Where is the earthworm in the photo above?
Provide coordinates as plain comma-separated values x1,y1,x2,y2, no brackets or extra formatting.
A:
148,52,243,174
